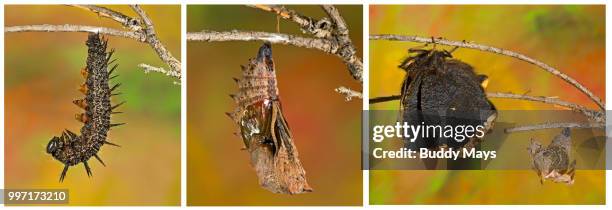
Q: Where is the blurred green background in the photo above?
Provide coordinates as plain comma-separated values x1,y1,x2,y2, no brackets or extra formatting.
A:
187,5,362,206
370,5,605,204
5,5,181,205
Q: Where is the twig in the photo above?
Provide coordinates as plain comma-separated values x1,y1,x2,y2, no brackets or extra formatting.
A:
369,92,604,123
248,5,307,23
504,122,605,133
5,24,143,40
139,63,181,79
370,95,401,104
247,5,332,38
487,92,604,123
335,86,362,101
6,5,181,81
188,30,338,54
130,5,182,79
188,5,363,99
69,5,141,30
245,5,362,82
322,5,349,38
370,34,605,111
322,5,363,82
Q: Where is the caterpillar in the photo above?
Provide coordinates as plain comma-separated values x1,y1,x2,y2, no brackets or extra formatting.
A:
226,43,312,194
46,33,125,182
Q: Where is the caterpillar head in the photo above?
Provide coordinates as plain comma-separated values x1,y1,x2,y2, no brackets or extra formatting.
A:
46,136,62,154
46,130,78,155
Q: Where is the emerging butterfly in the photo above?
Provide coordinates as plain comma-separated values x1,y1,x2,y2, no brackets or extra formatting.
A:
399,47,497,169
226,42,312,194
46,33,125,182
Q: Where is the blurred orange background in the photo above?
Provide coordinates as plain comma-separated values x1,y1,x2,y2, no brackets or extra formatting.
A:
187,5,362,206
369,5,605,204
5,5,181,205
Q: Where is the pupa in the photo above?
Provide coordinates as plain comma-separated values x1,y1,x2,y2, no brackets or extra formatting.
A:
528,128,576,185
226,42,312,194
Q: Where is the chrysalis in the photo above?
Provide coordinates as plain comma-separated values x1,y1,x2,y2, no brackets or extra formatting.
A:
528,128,575,185
399,48,497,153
46,33,125,182
227,42,312,194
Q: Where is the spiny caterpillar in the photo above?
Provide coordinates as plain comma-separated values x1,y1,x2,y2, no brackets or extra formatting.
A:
226,43,312,194
46,33,125,182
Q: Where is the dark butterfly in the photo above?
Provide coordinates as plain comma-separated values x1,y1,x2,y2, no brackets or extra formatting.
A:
399,48,497,169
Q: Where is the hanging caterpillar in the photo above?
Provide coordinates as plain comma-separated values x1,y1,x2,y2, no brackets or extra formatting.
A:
46,33,125,182
226,43,312,194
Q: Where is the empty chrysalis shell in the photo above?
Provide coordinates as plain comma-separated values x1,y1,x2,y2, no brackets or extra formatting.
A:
528,128,575,185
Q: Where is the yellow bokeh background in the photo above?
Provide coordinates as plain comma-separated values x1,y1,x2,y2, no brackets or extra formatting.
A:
5,5,181,205
370,5,605,204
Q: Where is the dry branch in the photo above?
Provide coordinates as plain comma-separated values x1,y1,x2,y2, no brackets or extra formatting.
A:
188,30,338,55
192,5,364,83
322,5,349,38
5,24,143,40
248,5,332,38
139,63,181,79
369,92,604,123
70,5,142,30
335,86,362,101
322,5,363,82
505,122,605,133
130,5,182,79
370,34,605,111
487,92,604,123
369,95,401,104
5,5,181,81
